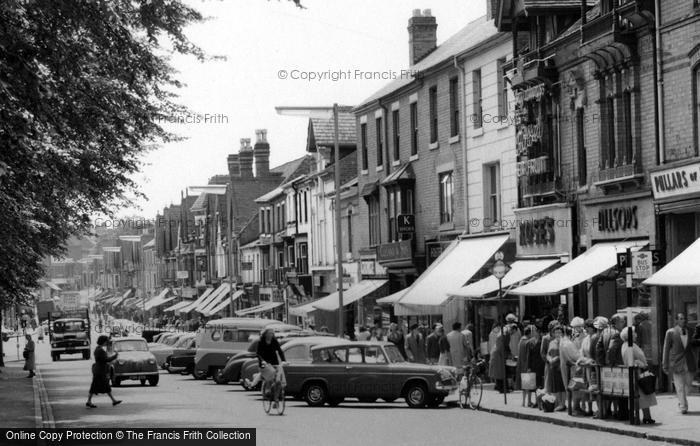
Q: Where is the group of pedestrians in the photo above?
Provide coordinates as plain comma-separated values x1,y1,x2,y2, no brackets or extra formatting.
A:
489,311,700,425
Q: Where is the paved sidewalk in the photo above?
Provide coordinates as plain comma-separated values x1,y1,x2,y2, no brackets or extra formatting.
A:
477,385,700,445
0,359,37,428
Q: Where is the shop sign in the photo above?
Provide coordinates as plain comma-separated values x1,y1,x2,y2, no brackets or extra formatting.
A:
377,240,413,264
587,199,653,241
426,240,452,266
514,204,572,257
241,262,253,271
600,367,630,396
516,127,544,156
514,84,546,107
597,206,638,233
397,214,415,233
650,162,700,200
176,270,189,279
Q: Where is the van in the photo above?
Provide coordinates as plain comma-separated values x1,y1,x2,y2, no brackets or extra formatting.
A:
193,318,300,382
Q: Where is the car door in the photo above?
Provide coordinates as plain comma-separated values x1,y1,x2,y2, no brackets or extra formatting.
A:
350,346,392,400
317,346,349,398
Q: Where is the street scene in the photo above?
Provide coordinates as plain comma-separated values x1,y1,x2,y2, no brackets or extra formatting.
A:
2,0,700,445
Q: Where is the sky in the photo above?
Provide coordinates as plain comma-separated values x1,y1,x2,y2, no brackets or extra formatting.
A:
122,0,486,218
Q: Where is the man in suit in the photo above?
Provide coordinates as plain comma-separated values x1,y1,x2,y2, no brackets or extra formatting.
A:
662,313,699,414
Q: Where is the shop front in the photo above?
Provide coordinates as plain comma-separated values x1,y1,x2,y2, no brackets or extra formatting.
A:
648,160,700,331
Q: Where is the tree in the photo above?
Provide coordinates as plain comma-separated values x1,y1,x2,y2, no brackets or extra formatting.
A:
0,0,206,315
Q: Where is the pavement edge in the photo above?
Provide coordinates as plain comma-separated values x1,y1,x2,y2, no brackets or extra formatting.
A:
478,405,700,446
33,367,55,430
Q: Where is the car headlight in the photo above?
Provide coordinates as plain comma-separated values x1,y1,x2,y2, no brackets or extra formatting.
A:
437,368,453,381
51,343,57,348
83,341,89,346
148,359,155,364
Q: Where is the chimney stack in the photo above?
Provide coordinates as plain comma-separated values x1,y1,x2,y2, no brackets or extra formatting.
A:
408,9,437,66
227,153,240,177
486,0,499,21
238,138,254,178
254,129,270,178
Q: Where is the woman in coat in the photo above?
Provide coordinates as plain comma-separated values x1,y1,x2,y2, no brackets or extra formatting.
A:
23,334,35,378
621,327,657,424
546,326,566,411
86,335,121,408
489,325,512,393
516,326,533,406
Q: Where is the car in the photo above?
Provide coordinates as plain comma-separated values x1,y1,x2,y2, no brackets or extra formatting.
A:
193,318,301,382
165,335,198,374
152,333,194,369
235,336,345,390
285,341,458,408
141,329,166,343
107,337,160,387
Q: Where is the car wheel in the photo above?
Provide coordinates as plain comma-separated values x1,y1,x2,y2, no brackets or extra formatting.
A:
212,368,229,385
427,395,445,408
358,397,376,403
82,351,90,360
303,382,328,407
148,375,159,386
328,397,344,407
192,369,207,380
140,379,146,386
53,354,60,361
404,383,428,408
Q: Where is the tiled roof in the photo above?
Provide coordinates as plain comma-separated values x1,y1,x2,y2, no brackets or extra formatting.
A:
307,112,356,151
270,155,315,181
254,186,285,203
357,16,501,108
190,193,208,212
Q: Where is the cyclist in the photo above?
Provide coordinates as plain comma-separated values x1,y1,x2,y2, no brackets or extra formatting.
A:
257,328,286,408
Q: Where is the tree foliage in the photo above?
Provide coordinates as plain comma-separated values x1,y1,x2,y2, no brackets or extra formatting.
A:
0,0,205,308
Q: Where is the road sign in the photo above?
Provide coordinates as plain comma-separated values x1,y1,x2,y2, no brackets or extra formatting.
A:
617,252,629,268
397,214,415,233
631,251,653,279
492,260,510,280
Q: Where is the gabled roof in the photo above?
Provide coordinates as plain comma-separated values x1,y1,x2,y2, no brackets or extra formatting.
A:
306,112,356,152
270,155,315,181
357,16,501,108
317,153,358,187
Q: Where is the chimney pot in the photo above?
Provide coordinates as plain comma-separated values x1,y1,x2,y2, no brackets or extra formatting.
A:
422,9,431,16
254,129,270,177
412,8,421,17
407,9,438,66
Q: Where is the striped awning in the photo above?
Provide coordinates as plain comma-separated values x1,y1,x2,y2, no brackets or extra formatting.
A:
235,301,283,316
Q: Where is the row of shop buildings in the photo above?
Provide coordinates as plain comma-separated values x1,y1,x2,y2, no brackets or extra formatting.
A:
61,2,700,369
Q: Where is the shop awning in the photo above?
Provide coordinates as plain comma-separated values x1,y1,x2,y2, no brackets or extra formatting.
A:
510,241,645,296
450,259,559,298
236,301,284,316
311,280,388,311
288,300,320,317
164,300,192,313
144,288,171,311
202,289,244,316
644,237,700,286
376,289,407,304
196,283,232,314
395,233,509,314
178,287,214,314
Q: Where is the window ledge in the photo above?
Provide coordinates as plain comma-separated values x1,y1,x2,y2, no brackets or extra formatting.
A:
429,141,439,150
496,121,511,131
409,154,419,161
449,134,460,145
392,160,401,167
361,169,369,175
472,127,484,138
376,165,384,172
439,222,455,231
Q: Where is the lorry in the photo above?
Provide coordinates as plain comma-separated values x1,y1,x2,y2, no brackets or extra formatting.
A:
48,308,91,361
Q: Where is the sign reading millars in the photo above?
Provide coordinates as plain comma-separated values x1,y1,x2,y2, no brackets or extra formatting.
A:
650,162,700,200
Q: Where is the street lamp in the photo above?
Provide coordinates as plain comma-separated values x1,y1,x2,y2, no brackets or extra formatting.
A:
276,104,353,337
491,250,510,404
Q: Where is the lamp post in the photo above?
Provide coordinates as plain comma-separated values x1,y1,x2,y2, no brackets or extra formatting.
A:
491,250,510,404
276,105,353,337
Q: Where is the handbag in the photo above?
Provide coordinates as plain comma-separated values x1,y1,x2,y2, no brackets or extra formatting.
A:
22,349,29,359
637,371,656,395
521,372,537,390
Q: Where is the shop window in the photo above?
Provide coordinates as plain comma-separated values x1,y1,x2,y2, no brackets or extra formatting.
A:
429,86,438,143
439,172,454,224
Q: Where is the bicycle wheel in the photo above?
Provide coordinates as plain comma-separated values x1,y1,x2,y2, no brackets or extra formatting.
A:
468,376,483,410
262,384,272,414
275,388,286,416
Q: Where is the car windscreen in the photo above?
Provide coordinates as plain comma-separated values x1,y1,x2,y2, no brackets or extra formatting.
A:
113,340,148,352
52,321,85,333
383,345,406,363
174,336,193,348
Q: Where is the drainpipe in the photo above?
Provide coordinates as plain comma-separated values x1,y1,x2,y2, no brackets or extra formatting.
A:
454,55,469,235
654,0,665,165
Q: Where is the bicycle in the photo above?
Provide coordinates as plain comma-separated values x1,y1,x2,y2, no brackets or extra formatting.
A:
260,363,285,416
459,358,486,410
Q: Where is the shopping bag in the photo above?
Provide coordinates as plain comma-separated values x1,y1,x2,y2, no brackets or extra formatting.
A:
521,372,537,390
637,371,656,395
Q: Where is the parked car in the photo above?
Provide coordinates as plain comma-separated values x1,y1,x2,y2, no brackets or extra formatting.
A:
107,337,159,387
219,339,260,385
285,341,458,408
237,336,345,390
152,333,195,369
165,335,198,374
193,318,301,382
141,329,166,343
